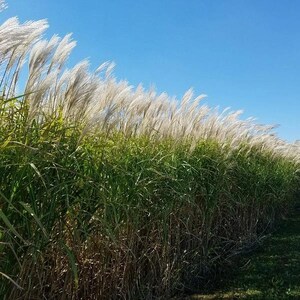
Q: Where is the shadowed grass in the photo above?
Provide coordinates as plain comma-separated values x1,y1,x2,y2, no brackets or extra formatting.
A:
191,205,300,299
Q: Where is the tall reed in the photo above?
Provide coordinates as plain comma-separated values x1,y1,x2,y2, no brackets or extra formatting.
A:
0,9,299,299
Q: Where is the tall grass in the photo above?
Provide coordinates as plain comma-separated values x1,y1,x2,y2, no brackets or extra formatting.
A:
0,10,299,299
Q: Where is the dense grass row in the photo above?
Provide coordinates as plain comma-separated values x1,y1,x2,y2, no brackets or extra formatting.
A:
0,9,299,299
0,100,298,299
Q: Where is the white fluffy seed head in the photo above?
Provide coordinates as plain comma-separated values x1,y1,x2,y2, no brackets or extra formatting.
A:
0,0,7,12
0,16,299,164
52,33,76,67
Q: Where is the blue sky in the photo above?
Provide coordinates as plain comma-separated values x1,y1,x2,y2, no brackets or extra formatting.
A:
1,0,299,141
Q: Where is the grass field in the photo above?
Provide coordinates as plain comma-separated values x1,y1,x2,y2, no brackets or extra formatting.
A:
190,204,300,299
0,12,299,299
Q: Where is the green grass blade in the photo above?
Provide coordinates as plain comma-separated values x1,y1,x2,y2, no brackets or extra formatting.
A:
0,209,27,244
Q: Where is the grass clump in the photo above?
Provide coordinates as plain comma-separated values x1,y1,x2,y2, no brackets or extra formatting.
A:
0,10,299,299
0,111,298,299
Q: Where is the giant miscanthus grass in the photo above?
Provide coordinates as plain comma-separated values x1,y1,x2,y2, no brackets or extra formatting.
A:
0,12,299,299
0,17,299,162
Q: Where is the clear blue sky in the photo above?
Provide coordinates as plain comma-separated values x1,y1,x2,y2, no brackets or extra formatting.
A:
1,0,299,141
